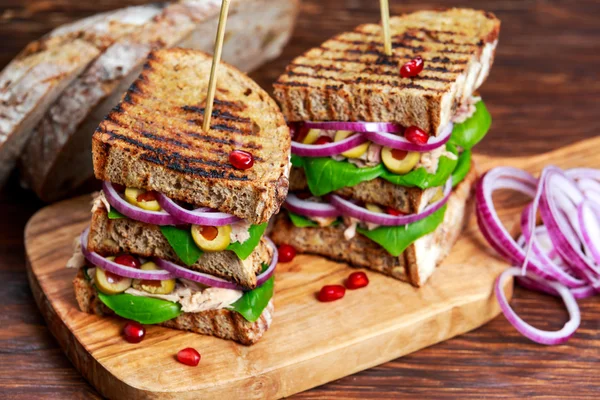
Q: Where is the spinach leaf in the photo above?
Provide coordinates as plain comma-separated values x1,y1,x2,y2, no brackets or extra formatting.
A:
160,226,204,266
227,223,267,260
107,207,125,220
229,274,274,322
380,143,458,189
449,100,491,150
288,212,319,227
452,150,472,188
97,291,182,324
357,205,447,256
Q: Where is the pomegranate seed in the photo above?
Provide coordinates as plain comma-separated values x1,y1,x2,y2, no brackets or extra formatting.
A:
345,271,369,289
278,244,296,263
123,321,145,343
137,190,158,202
385,207,405,216
114,254,141,269
314,136,333,145
404,126,429,145
317,285,346,302
400,56,424,78
177,347,201,366
229,150,254,170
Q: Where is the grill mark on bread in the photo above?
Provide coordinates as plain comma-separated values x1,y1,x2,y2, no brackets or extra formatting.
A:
284,70,449,89
181,105,252,124
330,37,476,55
288,65,456,83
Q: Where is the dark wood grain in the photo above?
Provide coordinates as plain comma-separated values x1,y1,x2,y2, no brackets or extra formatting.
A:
0,0,599,398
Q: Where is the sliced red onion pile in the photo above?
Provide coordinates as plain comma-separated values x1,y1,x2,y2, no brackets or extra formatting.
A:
80,228,277,290
155,237,278,290
291,122,453,157
284,178,451,226
103,181,240,226
477,165,600,345
80,228,174,280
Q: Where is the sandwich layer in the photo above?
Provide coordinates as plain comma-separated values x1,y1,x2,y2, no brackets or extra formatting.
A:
273,8,500,135
88,207,272,289
93,48,290,225
73,269,273,345
272,166,476,286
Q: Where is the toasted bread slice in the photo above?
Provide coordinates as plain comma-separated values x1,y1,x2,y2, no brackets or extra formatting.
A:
93,48,290,224
19,0,299,202
272,166,476,286
273,8,500,135
73,269,273,345
88,207,272,289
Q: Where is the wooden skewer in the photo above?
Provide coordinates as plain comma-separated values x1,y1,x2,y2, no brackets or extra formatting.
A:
203,0,231,132
379,0,392,56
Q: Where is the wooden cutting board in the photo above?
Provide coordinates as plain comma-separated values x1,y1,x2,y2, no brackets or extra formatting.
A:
26,139,597,399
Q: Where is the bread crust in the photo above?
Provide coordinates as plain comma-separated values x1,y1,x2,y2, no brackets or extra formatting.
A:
92,48,290,224
273,8,500,135
73,269,273,345
272,166,477,286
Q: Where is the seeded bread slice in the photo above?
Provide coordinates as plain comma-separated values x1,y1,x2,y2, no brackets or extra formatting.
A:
273,166,476,287
73,269,273,345
88,207,272,290
273,8,500,135
92,48,290,224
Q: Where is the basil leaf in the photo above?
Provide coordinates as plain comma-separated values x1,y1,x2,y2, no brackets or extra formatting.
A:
97,291,182,324
452,150,472,188
160,226,204,266
288,211,319,227
229,275,274,322
227,223,267,260
107,207,125,220
357,205,447,256
450,101,491,150
380,143,458,189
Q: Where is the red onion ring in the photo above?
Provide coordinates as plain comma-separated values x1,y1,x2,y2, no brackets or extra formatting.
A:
80,228,175,280
495,267,580,345
476,165,600,345
303,121,404,134
329,178,452,226
363,122,453,152
284,194,340,218
103,181,180,226
157,193,240,226
154,237,278,290
291,133,368,157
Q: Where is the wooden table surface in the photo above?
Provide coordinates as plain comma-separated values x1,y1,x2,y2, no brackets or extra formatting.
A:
1,0,599,398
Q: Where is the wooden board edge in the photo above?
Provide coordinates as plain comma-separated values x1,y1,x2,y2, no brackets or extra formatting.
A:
24,252,513,399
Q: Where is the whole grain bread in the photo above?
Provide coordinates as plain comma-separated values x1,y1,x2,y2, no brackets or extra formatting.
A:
19,0,299,202
273,8,500,135
88,207,272,289
92,48,290,224
272,166,476,286
73,269,273,345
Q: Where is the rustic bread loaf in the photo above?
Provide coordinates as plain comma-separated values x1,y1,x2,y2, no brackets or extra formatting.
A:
73,269,273,345
273,8,500,135
272,166,476,286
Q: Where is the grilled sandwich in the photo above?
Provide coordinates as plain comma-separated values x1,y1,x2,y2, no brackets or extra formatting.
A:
69,48,290,345
271,8,500,286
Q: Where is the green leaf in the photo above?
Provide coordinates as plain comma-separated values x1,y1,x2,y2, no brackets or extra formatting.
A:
160,225,204,266
452,150,472,188
294,143,457,194
229,274,274,322
288,212,319,227
357,205,447,256
97,291,182,324
227,223,267,260
107,207,125,220
449,100,492,150
379,143,458,189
